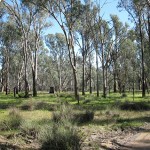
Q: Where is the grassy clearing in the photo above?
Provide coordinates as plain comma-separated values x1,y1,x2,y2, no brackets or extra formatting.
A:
0,91,150,149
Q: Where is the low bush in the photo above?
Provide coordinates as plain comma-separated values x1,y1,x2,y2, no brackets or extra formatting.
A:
73,110,94,124
39,103,81,150
82,99,91,104
39,122,80,150
52,104,74,123
121,93,127,97
18,92,25,98
20,120,39,139
34,101,55,111
20,101,35,111
52,104,94,124
2,108,23,130
120,101,150,111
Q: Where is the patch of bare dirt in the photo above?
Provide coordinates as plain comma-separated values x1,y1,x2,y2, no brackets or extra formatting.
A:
0,133,41,150
80,123,150,150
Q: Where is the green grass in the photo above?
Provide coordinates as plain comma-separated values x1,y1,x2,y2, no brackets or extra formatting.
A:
0,91,150,148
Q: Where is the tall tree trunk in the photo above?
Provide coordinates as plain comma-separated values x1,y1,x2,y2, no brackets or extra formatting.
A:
0,60,5,92
148,8,150,51
89,56,92,94
113,70,117,93
5,48,9,95
96,48,99,97
32,50,37,97
24,61,29,97
102,44,106,98
68,31,79,103
139,13,145,97
73,69,79,104
24,40,29,98
58,69,62,93
58,57,62,93
32,70,37,97
82,54,85,95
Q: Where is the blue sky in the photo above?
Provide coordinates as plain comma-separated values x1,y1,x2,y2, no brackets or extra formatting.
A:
45,0,133,35
100,0,129,23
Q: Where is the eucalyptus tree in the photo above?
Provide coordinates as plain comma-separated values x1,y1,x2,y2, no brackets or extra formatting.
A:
101,21,113,97
2,0,33,97
118,38,136,94
110,15,124,93
118,0,148,97
90,6,113,98
89,5,101,97
29,0,85,103
75,2,93,95
2,0,49,97
0,20,21,94
45,33,70,92
22,1,50,97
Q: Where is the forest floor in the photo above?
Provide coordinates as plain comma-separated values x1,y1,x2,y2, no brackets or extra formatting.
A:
81,122,150,150
0,123,150,149
0,91,150,150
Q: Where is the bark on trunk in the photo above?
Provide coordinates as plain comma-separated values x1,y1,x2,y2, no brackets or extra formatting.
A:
32,70,37,97
73,69,79,104
82,54,85,95
102,43,106,98
32,49,37,97
113,65,117,93
89,57,92,94
96,48,99,97
24,39,29,98
139,13,145,97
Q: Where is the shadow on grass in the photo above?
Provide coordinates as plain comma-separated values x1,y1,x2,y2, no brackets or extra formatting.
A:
91,119,112,126
88,116,150,127
117,116,150,124
0,100,22,109
119,101,150,111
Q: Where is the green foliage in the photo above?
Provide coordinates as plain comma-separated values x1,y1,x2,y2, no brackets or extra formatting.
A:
121,93,127,97
1,108,23,130
52,104,74,123
20,101,35,110
39,104,81,150
18,92,26,98
20,120,39,139
74,110,94,124
20,101,56,111
39,123,80,150
8,108,23,129
120,101,150,111
34,101,55,111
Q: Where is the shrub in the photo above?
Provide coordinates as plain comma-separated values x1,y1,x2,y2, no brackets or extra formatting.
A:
34,101,55,111
82,99,91,104
20,101,35,111
39,104,81,149
18,92,32,98
20,120,39,139
52,104,94,124
8,108,23,129
120,101,150,111
52,104,74,123
39,122,80,150
113,100,121,108
18,92,25,98
121,93,127,97
73,110,94,124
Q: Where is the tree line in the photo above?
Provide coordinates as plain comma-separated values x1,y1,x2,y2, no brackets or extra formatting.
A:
0,0,149,103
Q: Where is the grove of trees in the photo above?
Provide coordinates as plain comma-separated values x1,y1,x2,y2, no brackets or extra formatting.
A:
0,0,150,103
